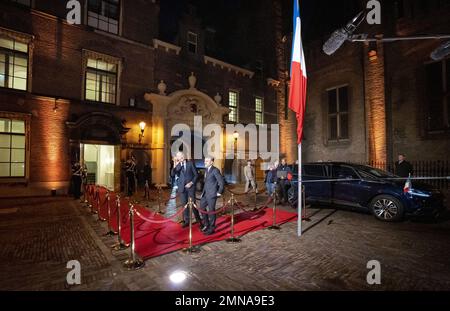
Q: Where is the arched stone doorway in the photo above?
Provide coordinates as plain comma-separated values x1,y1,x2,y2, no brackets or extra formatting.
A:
67,112,130,191
145,85,230,185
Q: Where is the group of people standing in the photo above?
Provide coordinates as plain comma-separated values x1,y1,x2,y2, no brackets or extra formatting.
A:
243,158,293,205
71,154,153,200
264,158,293,205
171,151,224,236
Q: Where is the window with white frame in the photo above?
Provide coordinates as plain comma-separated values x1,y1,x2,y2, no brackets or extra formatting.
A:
85,58,118,104
255,97,264,124
187,31,198,54
228,90,239,123
87,0,120,34
0,36,28,91
425,58,450,133
327,85,349,141
0,118,26,177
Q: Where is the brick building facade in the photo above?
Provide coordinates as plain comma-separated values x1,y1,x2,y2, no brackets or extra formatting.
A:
0,0,282,196
302,0,450,166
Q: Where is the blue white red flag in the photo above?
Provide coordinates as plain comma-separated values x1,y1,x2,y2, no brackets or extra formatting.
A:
288,0,307,144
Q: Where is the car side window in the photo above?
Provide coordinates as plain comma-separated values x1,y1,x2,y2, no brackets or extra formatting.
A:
332,166,359,179
358,170,378,181
303,165,325,177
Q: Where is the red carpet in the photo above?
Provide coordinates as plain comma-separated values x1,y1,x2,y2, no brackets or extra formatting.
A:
87,186,298,259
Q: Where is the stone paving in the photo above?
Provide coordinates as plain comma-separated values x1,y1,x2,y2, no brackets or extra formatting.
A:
0,187,450,291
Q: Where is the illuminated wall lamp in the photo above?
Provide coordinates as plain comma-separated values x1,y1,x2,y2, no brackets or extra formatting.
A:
138,121,146,144
368,49,378,61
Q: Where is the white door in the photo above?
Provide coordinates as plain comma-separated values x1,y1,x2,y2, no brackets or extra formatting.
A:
83,144,115,190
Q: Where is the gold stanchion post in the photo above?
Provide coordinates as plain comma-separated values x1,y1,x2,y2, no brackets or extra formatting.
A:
105,191,117,236
112,194,129,251
144,180,150,201
182,198,201,253
97,189,107,222
268,186,281,230
226,193,241,243
88,186,94,213
92,186,99,215
156,185,164,214
85,185,91,208
80,182,87,207
123,201,145,270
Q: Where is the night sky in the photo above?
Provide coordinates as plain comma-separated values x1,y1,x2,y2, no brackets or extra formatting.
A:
159,0,361,65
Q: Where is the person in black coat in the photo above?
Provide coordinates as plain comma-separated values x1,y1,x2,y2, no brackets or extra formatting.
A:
199,157,225,235
143,161,152,188
395,154,414,177
171,151,202,228
125,156,137,197
277,158,292,204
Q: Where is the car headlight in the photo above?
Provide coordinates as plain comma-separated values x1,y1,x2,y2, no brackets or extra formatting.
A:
409,189,432,198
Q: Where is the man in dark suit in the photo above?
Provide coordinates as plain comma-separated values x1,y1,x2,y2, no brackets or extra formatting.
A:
199,157,224,235
171,151,202,228
395,154,414,177
277,158,292,204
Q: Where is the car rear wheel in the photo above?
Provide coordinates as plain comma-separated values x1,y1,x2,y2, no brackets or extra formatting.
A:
370,195,404,222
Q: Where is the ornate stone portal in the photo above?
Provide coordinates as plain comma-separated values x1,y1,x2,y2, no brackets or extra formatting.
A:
144,88,230,185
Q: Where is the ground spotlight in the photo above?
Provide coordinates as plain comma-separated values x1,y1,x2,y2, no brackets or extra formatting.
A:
169,271,187,284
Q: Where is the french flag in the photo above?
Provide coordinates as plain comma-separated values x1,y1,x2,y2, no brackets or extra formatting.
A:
288,0,307,144
403,174,412,193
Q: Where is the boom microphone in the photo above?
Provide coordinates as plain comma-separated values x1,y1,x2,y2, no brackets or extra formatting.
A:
322,11,365,56
322,28,350,56
430,40,450,61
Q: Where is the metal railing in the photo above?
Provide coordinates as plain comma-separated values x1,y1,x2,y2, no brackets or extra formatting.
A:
362,160,450,190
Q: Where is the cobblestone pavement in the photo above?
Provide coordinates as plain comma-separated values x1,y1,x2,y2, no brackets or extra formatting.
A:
0,187,450,291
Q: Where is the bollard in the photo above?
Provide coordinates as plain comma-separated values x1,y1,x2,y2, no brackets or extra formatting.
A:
123,202,145,270
105,191,117,236
226,194,241,243
112,194,129,251
182,198,201,253
268,189,281,230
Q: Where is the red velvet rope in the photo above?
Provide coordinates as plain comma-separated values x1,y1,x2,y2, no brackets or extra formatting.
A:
133,205,188,224
234,202,268,215
194,203,229,215
225,187,251,196
162,192,179,205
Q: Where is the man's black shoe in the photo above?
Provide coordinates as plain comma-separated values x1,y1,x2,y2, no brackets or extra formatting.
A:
181,222,189,228
204,230,215,236
201,225,209,232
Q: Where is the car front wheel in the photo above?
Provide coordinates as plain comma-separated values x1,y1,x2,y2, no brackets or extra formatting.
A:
369,195,404,222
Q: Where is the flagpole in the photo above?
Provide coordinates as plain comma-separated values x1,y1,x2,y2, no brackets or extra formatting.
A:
298,142,302,237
